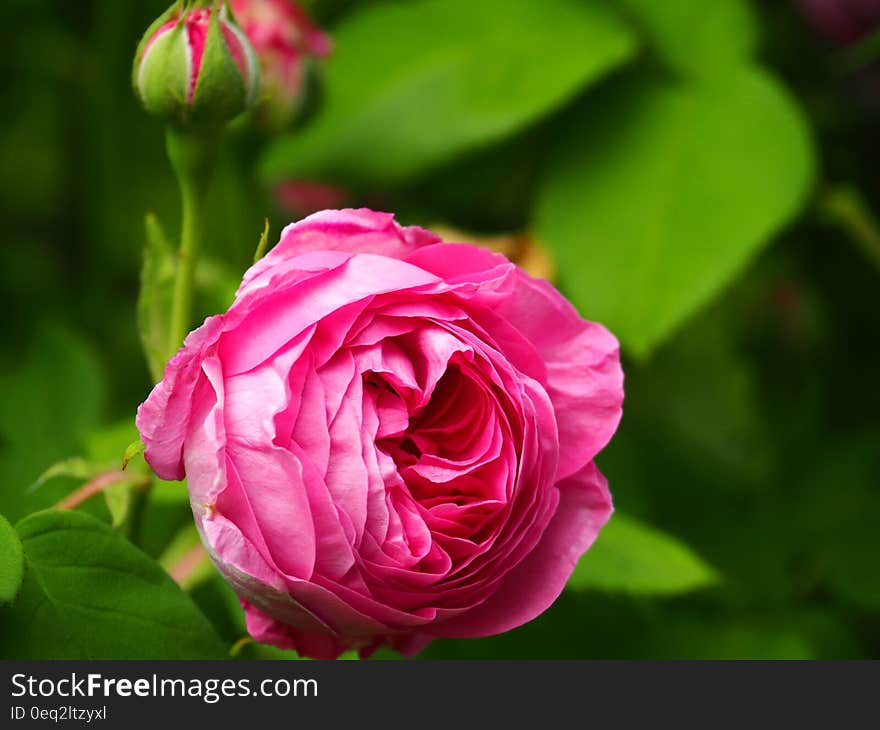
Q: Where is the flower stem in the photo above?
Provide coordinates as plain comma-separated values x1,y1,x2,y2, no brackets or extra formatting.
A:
54,471,129,511
126,478,153,548
819,185,880,274
53,470,150,511
168,543,208,588
165,126,221,358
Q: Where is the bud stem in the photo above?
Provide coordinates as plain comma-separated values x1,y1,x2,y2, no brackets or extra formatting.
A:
165,126,221,356
819,185,880,274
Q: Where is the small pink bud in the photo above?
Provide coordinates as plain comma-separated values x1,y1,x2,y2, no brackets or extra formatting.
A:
273,179,350,217
134,1,260,128
229,0,331,128
797,0,880,46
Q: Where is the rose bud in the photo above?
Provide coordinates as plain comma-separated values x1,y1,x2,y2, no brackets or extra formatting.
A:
137,209,624,659
797,0,880,45
229,0,331,129
134,1,260,128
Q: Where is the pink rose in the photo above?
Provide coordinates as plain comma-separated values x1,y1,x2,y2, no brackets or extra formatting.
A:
230,0,331,127
136,209,623,658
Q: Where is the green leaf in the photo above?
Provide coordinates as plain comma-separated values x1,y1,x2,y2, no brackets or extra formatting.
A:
622,309,768,481
134,478,193,560
0,510,226,659
792,431,880,612
234,638,309,660
610,0,757,79
260,0,636,187
0,326,103,521
158,523,213,591
188,574,307,660
569,512,718,595
85,419,141,466
0,513,23,604
139,212,176,382
195,256,240,316
33,458,105,489
103,479,135,528
537,66,814,357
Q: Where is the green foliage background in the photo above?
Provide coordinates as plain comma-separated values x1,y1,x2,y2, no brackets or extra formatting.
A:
1,0,879,658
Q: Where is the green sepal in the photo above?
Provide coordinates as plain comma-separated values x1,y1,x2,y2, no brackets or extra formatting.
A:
136,20,191,123
134,1,255,128
131,1,183,94
122,439,147,471
188,2,250,127
253,219,271,263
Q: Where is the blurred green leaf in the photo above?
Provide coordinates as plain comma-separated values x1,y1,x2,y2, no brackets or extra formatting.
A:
188,574,307,660
84,422,150,529
134,478,193,560
158,523,213,591
623,307,768,481
569,512,718,594
0,326,103,521
234,640,309,660
103,479,135,528
85,419,141,465
0,513,23,605
537,66,814,357
139,213,176,382
196,256,241,315
792,431,880,612
33,458,105,489
610,0,757,78
621,614,816,659
0,510,226,659
261,0,636,187
189,573,247,644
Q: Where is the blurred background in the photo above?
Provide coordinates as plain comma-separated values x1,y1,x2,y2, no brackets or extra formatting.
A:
1,0,879,658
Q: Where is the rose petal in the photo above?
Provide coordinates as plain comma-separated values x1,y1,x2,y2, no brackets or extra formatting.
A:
432,462,612,638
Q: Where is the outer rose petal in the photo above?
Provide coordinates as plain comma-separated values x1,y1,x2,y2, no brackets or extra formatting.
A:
240,208,440,295
243,601,352,660
498,273,623,479
430,461,612,638
136,315,224,481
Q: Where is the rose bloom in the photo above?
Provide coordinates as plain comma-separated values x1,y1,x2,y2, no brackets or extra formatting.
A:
230,0,331,127
137,209,623,658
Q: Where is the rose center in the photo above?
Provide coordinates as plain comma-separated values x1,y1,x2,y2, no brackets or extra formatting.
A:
371,362,506,508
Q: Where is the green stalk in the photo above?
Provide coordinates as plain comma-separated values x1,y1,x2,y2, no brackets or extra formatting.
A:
819,186,880,274
165,125,221,357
